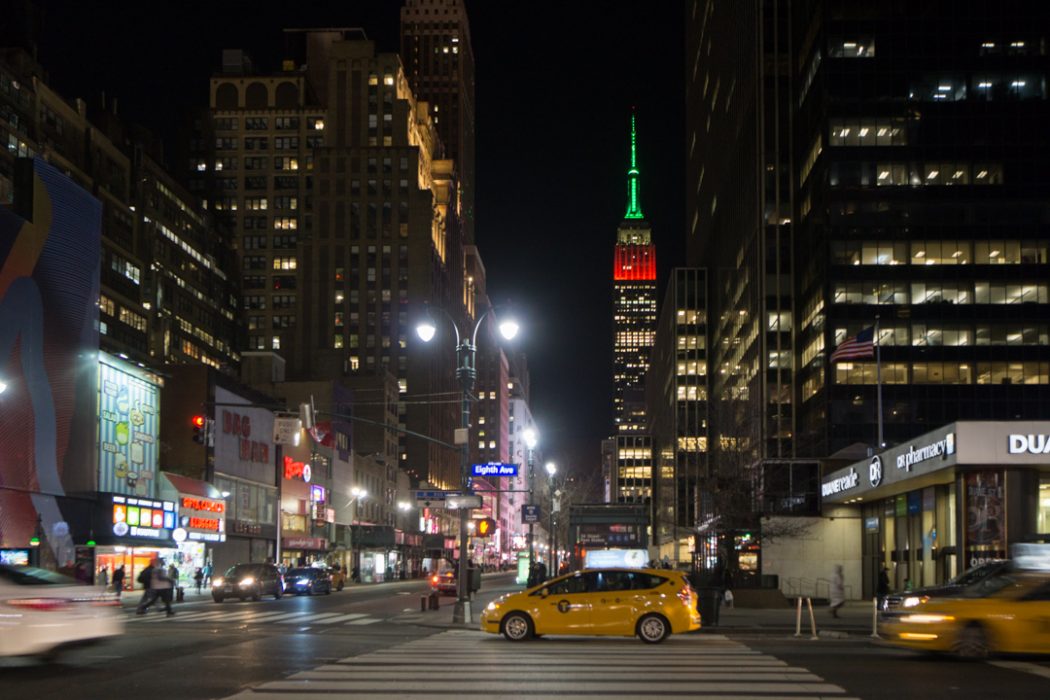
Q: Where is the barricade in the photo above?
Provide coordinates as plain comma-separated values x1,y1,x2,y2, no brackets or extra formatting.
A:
793,597,818,640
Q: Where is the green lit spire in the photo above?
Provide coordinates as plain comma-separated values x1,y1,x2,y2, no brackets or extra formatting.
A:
624,110,645,220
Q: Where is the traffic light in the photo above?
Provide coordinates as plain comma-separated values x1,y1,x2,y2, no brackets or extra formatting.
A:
191,415,207,443
475,517,496,538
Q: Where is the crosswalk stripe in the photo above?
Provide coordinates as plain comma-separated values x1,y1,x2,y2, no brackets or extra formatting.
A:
221,630,855,699
129,608,382,626
286,612,351,624
315,613,368,624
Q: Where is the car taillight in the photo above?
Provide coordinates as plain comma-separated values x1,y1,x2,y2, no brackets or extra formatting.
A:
431,575,439,584
678,585,694,606
6,597,72,612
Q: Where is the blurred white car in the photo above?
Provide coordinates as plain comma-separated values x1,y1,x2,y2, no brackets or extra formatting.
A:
0,564,124,660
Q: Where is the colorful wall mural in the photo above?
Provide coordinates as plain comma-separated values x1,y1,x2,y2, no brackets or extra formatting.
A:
0,157,101,555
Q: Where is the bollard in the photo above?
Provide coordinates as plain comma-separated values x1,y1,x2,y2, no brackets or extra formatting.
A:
870,597,881,638
428,592,440,610
420,595,428,612
806,597,818,640
793,597,804,637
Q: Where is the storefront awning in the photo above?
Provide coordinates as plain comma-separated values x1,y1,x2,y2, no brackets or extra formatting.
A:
161,472,223,500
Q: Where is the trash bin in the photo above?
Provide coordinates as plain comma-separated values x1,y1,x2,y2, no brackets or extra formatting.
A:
697,587,722,627
469,567,482,593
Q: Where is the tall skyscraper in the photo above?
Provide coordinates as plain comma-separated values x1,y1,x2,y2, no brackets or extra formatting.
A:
611,112,657,508
401,0,476,244
687,0,1050,584
191,32,467,489
613,112,657,432
647,268,708,562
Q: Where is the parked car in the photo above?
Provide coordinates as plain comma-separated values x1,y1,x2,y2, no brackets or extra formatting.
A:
882,560,1010,611
328,566,346,591
212,563,283,602
0,564,123,661
480,567,701,643
284,567,332,595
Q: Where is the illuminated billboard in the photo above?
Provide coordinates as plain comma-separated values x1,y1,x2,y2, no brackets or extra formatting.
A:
98,355,162,497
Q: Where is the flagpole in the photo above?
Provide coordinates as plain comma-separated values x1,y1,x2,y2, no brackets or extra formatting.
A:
875,315,884,449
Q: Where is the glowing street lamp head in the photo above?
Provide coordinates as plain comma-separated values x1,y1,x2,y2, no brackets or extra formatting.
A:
0,379,7,394
523,427,538,450
545,461,557,476
498,317,520,341
416,319,437,342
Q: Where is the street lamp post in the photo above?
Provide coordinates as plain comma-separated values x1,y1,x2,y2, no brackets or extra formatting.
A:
523,428,538,583
417,303,519,624
545,461,557,576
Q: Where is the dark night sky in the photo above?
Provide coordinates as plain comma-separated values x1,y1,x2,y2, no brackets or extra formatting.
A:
30,1,684,475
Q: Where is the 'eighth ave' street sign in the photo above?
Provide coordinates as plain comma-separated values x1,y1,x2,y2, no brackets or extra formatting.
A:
470,462,519,478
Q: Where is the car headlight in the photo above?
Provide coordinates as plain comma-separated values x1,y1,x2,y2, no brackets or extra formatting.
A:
900,613,955,624
239,576,256,587
212,577,224,587
902,595,929,608
298,578,311,584
486,601,499,611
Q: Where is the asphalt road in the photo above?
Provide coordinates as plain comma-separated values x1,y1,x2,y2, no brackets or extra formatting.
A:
3,573,1049,699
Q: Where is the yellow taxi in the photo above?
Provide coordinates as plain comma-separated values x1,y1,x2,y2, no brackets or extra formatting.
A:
879,571,1050,658
480,567,700,644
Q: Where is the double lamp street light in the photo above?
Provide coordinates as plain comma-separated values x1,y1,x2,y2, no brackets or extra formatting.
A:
416,302,520,624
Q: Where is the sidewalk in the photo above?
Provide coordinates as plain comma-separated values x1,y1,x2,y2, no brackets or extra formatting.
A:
409,595,881,638
706,599,878,636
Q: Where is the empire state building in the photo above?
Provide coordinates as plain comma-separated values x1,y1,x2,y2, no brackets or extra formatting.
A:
613,111,657,434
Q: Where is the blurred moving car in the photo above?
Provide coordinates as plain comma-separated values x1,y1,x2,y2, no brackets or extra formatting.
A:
431,569,457,595
284,567,332,595
882,560,1009,611
481,567,700,644
212,563,283,602
879,571,1050,658
0,564,123,660
328,566,346,591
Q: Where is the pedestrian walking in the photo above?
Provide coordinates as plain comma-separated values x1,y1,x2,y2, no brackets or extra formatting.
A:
193,567,204,594
202,562,212,587
135,560,157,614
112,564,125,598
150,565,175,616
877,566,890,608
829,564,845,618
97,566,109,589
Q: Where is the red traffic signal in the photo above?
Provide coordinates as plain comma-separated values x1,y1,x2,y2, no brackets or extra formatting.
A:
192,415,208,443
475,517,496,537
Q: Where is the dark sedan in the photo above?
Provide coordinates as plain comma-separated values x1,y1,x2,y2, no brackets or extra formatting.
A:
284,567,332,595
212,563,284,602
882,560,1009,611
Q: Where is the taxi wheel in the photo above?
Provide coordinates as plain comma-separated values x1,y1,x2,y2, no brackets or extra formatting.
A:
953,624,990,659
501,612,535,641
637,614,670,644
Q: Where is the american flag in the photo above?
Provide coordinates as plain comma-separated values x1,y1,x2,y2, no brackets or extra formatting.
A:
830,326,876,362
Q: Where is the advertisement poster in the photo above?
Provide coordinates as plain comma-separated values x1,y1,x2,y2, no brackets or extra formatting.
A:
964,470,1006,568
213,386,275,484
0,158,100,552
98,356,161,497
